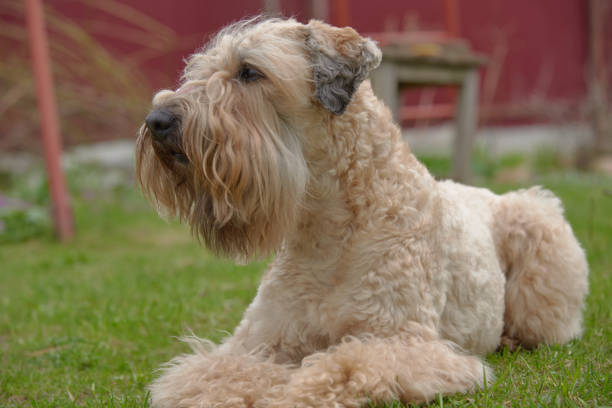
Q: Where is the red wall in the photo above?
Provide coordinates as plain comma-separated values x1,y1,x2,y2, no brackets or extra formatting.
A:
347,0,590,105
47,0,610,122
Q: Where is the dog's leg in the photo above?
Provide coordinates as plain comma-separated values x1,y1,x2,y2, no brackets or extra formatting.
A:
494,187,589,348
149,339,291,408
262,329,492,408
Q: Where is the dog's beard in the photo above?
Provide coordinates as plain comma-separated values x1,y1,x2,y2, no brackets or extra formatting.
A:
135,87,308,262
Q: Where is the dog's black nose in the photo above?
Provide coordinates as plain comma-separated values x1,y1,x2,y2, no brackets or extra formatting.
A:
145,109,177,140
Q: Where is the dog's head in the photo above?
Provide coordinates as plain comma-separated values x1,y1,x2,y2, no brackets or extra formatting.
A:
135,18,381,261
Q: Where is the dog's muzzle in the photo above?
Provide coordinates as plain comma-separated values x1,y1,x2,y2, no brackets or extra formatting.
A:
145,109,188,164
145,109,178,141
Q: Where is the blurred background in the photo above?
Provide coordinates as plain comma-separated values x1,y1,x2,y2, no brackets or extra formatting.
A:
2,0,612,243
0,0,611,240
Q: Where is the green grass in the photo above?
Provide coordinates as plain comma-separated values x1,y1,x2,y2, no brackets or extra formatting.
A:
1,167,611,407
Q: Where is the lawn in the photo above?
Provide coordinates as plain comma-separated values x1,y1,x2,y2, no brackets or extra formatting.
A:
1,161,611,407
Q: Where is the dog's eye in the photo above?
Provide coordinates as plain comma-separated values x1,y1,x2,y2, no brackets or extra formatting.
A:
238,65,264,83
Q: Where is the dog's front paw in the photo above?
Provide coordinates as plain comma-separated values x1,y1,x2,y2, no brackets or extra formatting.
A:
150,351,290,408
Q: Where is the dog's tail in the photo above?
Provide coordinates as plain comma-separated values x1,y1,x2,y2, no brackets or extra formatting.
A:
492,186,588,348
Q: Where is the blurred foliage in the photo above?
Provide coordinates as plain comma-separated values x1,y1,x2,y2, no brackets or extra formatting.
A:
0,205,50,243
532,149,566,174
0,167,50,243
0,155,135,243
418,148,569,182
0,0,178,152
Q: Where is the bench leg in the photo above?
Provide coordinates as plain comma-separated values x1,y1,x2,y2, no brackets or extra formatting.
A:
453,69,479,183
371,61,399,122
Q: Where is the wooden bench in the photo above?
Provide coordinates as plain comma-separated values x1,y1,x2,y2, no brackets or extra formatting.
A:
370,36,486,183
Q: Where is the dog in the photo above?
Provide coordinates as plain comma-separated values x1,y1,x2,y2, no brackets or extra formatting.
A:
135,17,589,408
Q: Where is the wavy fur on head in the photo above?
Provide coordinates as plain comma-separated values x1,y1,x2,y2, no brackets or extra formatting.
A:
136,17,382,261
136,19,316,260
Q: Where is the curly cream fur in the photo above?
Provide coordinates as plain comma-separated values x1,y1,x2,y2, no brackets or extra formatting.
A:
135,18,589,408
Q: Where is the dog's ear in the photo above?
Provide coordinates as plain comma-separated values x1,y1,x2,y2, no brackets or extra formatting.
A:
306,20,381,115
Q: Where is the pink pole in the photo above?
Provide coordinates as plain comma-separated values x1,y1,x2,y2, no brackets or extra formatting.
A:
444,0,460,36
25,0,74,241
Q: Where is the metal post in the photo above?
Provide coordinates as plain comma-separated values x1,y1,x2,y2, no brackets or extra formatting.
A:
25,0,74,241
444,0,460,36
334,0,350,27
589,0,610,154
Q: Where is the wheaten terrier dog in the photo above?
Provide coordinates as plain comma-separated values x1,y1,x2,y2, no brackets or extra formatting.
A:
136,17,589,408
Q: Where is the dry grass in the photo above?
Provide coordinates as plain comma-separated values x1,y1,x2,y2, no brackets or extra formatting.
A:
0,0,179,152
